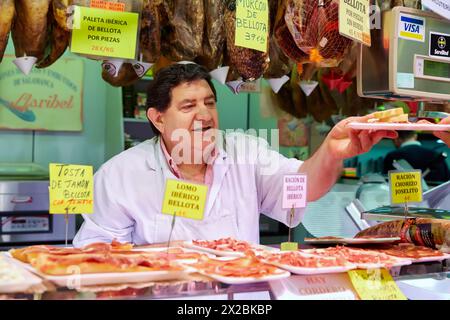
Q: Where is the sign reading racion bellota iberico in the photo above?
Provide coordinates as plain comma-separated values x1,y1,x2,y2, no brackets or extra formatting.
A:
0,56,83,131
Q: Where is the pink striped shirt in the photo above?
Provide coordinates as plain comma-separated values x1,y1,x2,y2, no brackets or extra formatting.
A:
160,139,216,187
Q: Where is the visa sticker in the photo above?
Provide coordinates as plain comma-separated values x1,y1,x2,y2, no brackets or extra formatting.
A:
398,13,425,43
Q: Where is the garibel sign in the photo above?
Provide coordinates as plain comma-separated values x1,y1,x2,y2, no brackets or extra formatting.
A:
0,56,83,131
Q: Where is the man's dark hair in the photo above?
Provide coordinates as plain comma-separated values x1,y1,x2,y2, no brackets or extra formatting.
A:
397,130,416,141
146,63,217,134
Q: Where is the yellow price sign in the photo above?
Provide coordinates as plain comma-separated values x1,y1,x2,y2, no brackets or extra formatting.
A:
70,6,139,59
49,163,94,214
280,242,298,251
339,0,371,46
161,179,207,220
235,0,269,52
348,269,407,300
389,170,423,204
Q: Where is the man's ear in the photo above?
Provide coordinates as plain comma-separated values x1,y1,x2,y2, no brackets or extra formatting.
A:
147,108,164,134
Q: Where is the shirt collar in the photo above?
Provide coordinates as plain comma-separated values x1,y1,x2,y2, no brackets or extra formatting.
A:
401,140,421,148
158,136,223,177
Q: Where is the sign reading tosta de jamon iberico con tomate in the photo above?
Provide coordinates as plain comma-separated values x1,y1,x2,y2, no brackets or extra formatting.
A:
0,56,83,131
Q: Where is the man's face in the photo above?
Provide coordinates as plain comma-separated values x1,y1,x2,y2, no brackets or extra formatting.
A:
159,79,219,164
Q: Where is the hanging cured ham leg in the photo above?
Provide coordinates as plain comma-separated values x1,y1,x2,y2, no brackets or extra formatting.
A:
12,0,52,62
0,0,15,63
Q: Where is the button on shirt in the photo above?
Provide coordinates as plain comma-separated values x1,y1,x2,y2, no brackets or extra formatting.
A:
73,133,305,247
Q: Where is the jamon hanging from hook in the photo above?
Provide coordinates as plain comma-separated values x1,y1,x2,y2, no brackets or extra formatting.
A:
11,0,52,62
195,0,226,71
0,0,15,63
161,0,204,62
224,0,269,81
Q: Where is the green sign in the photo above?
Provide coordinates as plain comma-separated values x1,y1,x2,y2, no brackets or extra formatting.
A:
0,56,83,131
71,6,139,60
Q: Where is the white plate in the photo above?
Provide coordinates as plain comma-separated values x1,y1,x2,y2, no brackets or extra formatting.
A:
263,260,356,275
347,122,450,131
0,254,42,293
182,241,246,257
351,259,412,269
182,241,279,258
135,247,216,263
192,268,291,285
4,252,194,287
41,268,195,287
387,253,450,264
300,249,412,269
304,237,401,245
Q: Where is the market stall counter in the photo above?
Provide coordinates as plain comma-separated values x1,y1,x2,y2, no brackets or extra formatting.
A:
1,239,449,300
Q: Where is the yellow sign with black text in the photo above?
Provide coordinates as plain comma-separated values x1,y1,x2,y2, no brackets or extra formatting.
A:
162,179,207,220
70,6,139,59
348,269,407,300
235,0,269,52
339,0,371,46
49,164,94,214
389,170,423,204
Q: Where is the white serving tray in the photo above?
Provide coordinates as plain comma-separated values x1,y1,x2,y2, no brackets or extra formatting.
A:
304,237,401,245
263,260,356,275
3,252,194,287
0,253,42,293
191,268,290,285
183,241,278,258
347,122,450,131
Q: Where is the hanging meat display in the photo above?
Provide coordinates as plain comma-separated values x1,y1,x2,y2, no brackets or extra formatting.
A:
290,67,308,118
285,0,352,67
195,0,226,71
0,0,15,63
264,0,293,79
305,69,339,122
274,0,309,63
139,0,162,64
224,0,270,81
11,0,52,62
102,62,140,87
161,0,204,62
53,0,72,31
36,7,70,68
264,35,293,79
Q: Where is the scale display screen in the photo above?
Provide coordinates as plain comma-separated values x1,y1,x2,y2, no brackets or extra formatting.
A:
0,214,51,234
423,59,450,79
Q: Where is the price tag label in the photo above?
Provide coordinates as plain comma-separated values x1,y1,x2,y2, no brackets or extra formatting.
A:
282,174,307,209
389,170,423,204
347,269,407,300
49,163,94,214
90,0,125,11
70,6,139,59
280,242,298,251
235,0,269,52
161,179,207,220
339,0,371,46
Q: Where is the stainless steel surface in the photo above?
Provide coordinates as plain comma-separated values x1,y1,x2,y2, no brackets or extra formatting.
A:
422,180,450,210
0,180,76,246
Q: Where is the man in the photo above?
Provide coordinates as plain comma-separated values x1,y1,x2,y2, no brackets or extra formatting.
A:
383,130,450,182
73,63,397,247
